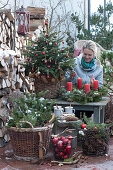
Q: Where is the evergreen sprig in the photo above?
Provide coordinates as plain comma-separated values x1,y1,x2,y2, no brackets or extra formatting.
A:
7,91,55,128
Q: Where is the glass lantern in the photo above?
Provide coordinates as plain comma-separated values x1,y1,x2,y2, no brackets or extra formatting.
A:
16,6,30,35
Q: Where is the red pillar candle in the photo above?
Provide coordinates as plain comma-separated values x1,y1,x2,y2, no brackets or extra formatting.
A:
67,82,72,91
93,80,98,90
85,84,90,94
77,78,82,89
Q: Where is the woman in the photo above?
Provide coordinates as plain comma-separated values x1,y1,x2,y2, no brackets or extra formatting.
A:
67,40,103,118
69,40,103,87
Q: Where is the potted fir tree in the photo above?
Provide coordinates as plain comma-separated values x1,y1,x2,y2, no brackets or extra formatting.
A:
7,91,55,161
22,27,74,98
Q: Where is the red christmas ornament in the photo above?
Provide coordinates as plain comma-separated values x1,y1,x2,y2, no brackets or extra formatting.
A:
46,34,48,36
47,75,50,79
53,52,55,54
66,54,68,58
45,22,48,25
29,50,31,53
23,49,26,51
27,57,30,61
48,65,50,68
44,61,47,64
32,68,34,72
64,155,68,159
45,41,48,44
63,138,68,145
42,52,45,55
55,62,57,65
58,67,60,70
68,135,73,140
20,66,23,69
66,145,71,155
61,72,63,75
58,141,63,149
55,43,57,45
60,136,65,141
38,41,40,43
62,41,64,44
49,60,52,63
81,124,86,129
36,54,38,57
52,137,59,144
59,152,64,157
62,49,64,52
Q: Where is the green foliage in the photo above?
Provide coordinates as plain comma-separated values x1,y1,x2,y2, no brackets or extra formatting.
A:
83,114,112,140
67,1,113,50
7,91,55,128
59,85,108,104
22,31,75,81
101,51,113,90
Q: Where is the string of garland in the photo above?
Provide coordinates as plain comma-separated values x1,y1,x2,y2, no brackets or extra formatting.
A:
59,84,108,104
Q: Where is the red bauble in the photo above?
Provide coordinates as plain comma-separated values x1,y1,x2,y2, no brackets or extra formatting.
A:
49,60,52,63
53,52,55,54
55,62,57,65
23,49,26,51
45,41,48,44
68,135,73,140
63,138,68,145
42,52,45,55
62,49,64,52
58,67,60,70
62,41,64,44
66,54,68,58
27,57,30,61
36,54,38,57
47,76,50,79
46,34,48,36
66,145,71,155
38,41,40,43
29,50,31,53
81,124,86,129
45,22,48,25
32,68,34,72
60,136,65,141
64,155,68,159
20,66,23,69
55,43,57,45
48,65,50,68
44,61,47,64
59,152,64,157
58,141,63,149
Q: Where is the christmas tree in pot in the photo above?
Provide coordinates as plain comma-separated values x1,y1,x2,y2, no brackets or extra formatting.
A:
23,24,74,98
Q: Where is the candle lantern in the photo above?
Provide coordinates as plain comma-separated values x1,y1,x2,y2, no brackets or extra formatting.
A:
67,82,72,91
16,6,30,35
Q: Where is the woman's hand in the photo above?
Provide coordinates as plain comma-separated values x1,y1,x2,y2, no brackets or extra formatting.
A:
70,71,77,79
90,75,95,84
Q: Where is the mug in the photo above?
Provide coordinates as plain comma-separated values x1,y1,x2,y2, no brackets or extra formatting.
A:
53,106,64,112
54,108,63,117
65,106,75,114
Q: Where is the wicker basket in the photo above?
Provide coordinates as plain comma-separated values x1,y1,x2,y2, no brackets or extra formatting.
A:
82,129,110,156
34,78,63,99
8,114,55,161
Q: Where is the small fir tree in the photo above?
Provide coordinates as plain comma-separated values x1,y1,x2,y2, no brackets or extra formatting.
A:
23,29,74,83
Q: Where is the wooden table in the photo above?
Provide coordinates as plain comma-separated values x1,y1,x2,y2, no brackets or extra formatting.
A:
51,97,110,124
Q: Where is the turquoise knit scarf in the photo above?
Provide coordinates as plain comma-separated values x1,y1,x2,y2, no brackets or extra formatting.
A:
81,57,95,70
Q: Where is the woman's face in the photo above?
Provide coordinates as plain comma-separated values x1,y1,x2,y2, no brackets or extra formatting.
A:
83,48,94,63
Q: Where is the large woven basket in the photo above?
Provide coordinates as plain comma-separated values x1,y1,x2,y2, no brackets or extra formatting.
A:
34,78,62,99
82,129,110,156
7,114,55,161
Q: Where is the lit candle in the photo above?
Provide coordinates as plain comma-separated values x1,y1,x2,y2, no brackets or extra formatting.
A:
67,82,72,91
85,84,90,94
93,80,98,90
77,78,82,89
